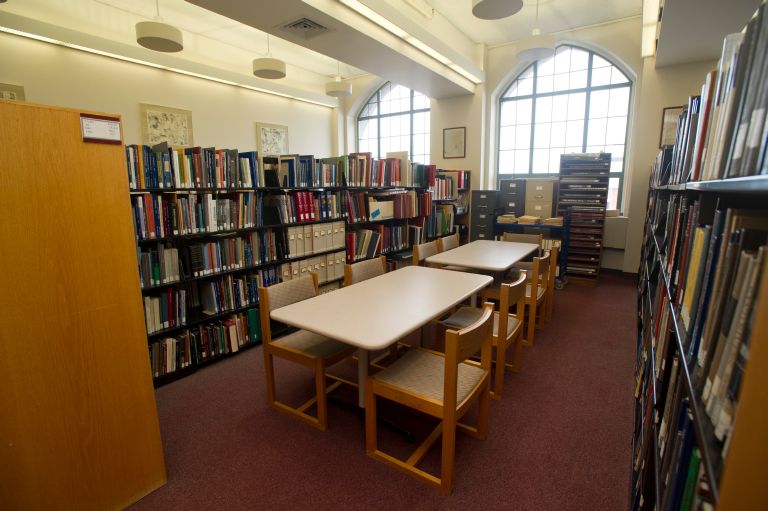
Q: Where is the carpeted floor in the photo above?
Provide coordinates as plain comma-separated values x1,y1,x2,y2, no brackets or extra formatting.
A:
128,272,637,511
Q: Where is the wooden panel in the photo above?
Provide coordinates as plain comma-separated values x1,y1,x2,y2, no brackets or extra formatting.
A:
717,265,768,511
0,100,166,510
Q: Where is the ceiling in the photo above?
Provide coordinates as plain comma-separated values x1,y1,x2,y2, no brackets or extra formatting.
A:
1,0,648,101
655,0,761,67
430,0,642,46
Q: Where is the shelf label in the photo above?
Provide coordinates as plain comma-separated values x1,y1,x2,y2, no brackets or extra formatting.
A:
80,113,122,144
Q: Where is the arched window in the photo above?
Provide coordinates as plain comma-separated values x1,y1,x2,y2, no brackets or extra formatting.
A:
358,82,431,165
497,45,631,209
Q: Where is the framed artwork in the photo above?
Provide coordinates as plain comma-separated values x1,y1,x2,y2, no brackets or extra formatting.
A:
0,83,25,101
443,127,466,159
256,122,289,155
140,103,193,146
659,106,684,148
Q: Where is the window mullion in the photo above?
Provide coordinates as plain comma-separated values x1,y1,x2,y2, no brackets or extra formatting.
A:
582,52,593,152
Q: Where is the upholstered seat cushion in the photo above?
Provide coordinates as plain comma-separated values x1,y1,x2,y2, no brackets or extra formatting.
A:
273,329,352,359
525,283,546,301
372,349,485,404
440,307,520,339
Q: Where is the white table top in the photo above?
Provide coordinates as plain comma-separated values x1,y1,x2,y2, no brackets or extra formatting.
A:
425,240,539,272
270,266,492,351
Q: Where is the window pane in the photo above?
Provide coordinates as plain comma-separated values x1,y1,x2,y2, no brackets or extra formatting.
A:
413,111,428,134
514,149,529,172
536,73,554,93
552,95,568,121
610,66,630,85
605,116,627,145
499,150,514,173
550,121,566,147
565,119,583,147
499,126,515,150
517,75,534,96
516,98,533,124
534,122,552,148
538,55,555,75
587,118,607,146
532,148,549,172
570,69,588,89
361,100,377,117
591,66,611,87
607,177,620,210
571,48,589,70
358,119,377,140
567,92,586,121
413,91,429,110
589,89,609,118
608,87,630,117
535,96,553,123
500,101,518,126
554,48,571,74
553,73,570,92
592,54,611,68
515,124,532,149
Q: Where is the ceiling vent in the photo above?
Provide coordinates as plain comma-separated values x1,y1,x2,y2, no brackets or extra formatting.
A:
281,18,328,39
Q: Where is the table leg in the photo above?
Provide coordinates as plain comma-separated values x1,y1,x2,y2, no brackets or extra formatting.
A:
470,293,478,307
357,348,368,408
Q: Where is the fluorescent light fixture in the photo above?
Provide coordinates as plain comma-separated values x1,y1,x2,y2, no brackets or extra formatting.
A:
641,0,661,57
338,0,483,85
0,26,335,108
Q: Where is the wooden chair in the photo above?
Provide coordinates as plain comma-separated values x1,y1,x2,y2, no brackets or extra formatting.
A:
413,240,438,267
545,245,558,323
501,232,542,274
343,255,387,287
435,233,470,272
524,251,550,347
365,303,494,494
258,273,357,431
439,272,526,399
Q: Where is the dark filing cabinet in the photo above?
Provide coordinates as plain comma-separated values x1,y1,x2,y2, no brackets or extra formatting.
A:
497,178,526,216
470,190,498,241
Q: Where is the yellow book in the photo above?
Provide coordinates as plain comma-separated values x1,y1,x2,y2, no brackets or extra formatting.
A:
680,227,706,329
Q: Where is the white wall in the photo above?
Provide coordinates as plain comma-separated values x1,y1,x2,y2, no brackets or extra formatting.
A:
0,33,334,154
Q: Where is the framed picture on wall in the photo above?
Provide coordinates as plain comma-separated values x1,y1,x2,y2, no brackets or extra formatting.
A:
140,103,194,147
659,106,684,148
256,122,289,155
443,127,466,159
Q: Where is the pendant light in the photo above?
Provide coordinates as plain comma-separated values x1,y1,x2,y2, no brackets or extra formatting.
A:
253,35,286,79
136,0,183,53
325,61,352,98
516,0,556,62
472,0,523,20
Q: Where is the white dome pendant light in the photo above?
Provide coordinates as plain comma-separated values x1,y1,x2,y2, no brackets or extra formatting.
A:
472,0,524,20
253,35,286,79
136,0,183,53
325,61,352,97
516,0,556,62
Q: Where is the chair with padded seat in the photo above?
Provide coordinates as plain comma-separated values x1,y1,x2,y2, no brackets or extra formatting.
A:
365,302,494,494
343,255,387,287
524,251,550,347
435,233,470,272
501,232,542,274
258,273,357,431
412,240,438,267
439,271,526,399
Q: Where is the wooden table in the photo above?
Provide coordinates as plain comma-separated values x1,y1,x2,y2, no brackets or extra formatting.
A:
270,266,492,407
425,240,539,272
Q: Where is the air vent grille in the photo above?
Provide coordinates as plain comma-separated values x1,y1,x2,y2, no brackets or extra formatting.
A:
281,17,328,39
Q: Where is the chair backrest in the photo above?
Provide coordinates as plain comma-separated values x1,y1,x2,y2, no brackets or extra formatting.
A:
497,271,527,339
443,302,494,407
343,256,386,286
501,232,543,257
530,252,551,296
412,240,438,266
436,233,459,253
257,273,318,344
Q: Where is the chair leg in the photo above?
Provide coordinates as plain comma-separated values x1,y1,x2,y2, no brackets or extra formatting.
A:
440,419,456,495
525,300,536,347
364,380,377,454
475,385,490,440
263,349,277,404
508,332,524,373
492,340,505,400
314,362,328,432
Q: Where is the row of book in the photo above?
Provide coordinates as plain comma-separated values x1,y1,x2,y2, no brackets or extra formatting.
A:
149,308,262,378
431,170,469,200
130,191,346,241
653,5,768,185
127,145,459,191
365,190,434,222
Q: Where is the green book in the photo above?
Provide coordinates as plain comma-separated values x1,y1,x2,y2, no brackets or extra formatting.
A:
680,448,702,511
247,308,261,343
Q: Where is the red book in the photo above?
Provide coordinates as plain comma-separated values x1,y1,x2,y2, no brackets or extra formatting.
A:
346,232,355,263
307,192,316,221
144,194,156,238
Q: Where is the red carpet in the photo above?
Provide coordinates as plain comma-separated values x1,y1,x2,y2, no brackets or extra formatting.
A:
129,272,636,510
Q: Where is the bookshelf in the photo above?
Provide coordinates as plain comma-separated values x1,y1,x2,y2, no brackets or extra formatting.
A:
634,7,768,507
0,100,165,510
557,153,610,286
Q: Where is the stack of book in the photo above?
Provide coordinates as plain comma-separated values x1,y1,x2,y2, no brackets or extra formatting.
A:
517,215,541,225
